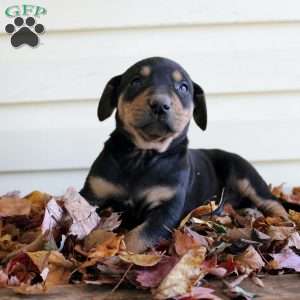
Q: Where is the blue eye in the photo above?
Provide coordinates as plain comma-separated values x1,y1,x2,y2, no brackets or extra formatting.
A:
177,83,189,93
130,77,142,87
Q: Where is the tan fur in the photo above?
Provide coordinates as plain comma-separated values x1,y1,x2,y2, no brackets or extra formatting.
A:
172,70,183,81
171,92,193,132
139,185,176,209
140,65,151,77
237,179,288,219
89,176,126,199
124,223,150,253
117,90,193,152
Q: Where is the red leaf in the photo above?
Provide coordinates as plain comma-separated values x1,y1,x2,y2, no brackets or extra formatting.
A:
136,256,178,288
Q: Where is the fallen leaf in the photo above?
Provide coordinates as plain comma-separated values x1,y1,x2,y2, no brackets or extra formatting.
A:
267,225,295,241
201,257,227,278
0,197,31,217
179,201,218,228
42,198,64,234
84,229,115,252
288,232,300,249
25,251,50,272
119,252,162,267
226,228,252,241
0,269,8,287
98,211,122,231
250,274,264,287
191,201,218,218
154,247,207,299
3,232,47,263
63,187,100,239
136,256,179,288
88,235,123,259
174,228,208,256
14,283,47,294
271,248,300,272
235,245,265,272
289,209,300,226
225,273,249,288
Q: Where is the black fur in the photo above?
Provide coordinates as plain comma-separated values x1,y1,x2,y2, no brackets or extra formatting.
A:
80,57,286,251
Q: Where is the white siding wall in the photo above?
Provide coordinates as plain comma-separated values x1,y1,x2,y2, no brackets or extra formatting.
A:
0,0,299,195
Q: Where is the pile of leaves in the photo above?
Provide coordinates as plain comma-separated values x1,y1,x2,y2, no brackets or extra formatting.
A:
0,185,300,299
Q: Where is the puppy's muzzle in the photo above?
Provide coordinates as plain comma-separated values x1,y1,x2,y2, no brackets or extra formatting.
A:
149,94,171,117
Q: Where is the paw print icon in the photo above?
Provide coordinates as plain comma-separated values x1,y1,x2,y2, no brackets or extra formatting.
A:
5,17,45,47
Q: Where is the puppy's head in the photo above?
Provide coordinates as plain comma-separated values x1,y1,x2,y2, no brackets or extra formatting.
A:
98,57,207,152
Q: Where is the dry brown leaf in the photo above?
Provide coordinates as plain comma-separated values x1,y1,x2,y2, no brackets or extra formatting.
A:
154,247,207,300
235,245,265,272
289,209,300,226
119,252,162,267
25,191,49,222
45,265,70,286
191,201,218,218
174,228,208,256
88,235,124,259
63,187,100,239
45,252,75,286
226,228,252,241
3,231,47,263
0,197,31,217
84,229,115,252
251,274,264,287
179,201,218,228
98,211,122,231
25,251,50,272
48,251,74,269
267,225,295,241
0,269,8,287
14,283,47,294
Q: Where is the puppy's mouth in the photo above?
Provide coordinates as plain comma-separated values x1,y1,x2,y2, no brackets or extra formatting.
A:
135,120,175,141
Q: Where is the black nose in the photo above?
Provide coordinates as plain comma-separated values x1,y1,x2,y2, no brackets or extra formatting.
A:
149,98,171,115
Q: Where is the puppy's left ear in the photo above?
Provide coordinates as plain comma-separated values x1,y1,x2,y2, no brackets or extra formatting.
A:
98,75,122,121
192,82,207,130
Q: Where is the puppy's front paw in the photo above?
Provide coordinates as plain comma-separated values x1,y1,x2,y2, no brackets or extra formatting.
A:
260,200,289,220
124,224,151,253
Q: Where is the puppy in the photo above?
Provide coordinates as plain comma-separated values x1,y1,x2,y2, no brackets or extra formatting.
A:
80,57,288,253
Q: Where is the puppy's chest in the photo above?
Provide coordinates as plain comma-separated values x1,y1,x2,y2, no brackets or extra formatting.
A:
88,175,177,211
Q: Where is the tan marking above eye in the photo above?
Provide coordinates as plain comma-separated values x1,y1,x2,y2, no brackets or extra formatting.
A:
172,70,183,82
140,65,151,77
89,176,126,199
139,186,176,209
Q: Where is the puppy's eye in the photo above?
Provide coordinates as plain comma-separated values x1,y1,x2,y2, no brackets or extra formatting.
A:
130,77,142,87
177,83,189,93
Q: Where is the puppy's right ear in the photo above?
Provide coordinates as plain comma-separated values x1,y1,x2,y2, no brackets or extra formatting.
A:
98,75,122,121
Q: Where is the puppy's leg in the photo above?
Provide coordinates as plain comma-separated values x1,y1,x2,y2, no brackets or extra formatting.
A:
125,193,185,253
206,150,288,219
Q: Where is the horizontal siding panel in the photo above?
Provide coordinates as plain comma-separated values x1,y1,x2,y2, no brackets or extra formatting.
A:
0,93,300,129
1,23,300,103
0,118,299,173
0,93,299,130
1,0,300,34
0,169,87,196
0,161,299,196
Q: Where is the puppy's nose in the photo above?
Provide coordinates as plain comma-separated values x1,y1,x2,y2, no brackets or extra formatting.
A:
149,97,171,115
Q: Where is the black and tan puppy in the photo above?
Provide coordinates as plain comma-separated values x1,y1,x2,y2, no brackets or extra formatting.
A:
80,57,287,252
